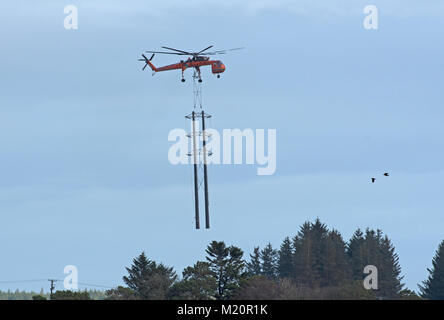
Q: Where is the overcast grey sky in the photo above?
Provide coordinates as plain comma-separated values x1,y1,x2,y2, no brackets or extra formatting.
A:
0,0,443,292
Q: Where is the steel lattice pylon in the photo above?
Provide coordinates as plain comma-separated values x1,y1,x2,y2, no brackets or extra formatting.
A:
185,71,212,229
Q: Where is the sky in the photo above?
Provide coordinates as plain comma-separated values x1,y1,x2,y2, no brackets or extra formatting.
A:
0,0,443,293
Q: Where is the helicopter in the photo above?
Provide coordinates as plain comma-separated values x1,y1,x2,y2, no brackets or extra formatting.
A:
139,46,243,82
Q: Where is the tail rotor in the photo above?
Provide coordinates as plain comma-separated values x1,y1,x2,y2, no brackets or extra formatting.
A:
139,53,155,71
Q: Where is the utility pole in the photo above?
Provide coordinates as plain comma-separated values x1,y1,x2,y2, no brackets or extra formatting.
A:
48,279,57,299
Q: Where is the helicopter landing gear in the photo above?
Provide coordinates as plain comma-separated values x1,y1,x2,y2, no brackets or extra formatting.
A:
195,67,202,83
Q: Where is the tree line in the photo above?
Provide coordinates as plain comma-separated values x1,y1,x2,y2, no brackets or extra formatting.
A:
102,219,444,300
5,219,441,300
0,289,105,300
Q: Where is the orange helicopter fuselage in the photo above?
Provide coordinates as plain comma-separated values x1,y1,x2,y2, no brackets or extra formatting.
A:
147,58,226,75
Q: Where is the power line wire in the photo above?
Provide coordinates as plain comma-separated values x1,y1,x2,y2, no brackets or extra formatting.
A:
0,279,48,284
0,279,114,289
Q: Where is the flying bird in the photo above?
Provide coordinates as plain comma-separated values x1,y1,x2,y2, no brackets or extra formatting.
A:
371,178,376,183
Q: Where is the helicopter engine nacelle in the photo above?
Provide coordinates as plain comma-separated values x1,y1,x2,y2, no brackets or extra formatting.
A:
211,61,226,74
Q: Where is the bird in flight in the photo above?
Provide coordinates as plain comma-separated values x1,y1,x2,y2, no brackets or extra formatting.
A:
371,178,376,183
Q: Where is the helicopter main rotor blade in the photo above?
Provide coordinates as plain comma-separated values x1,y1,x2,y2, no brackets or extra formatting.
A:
145,50,188,55
161,46,192,54
203,47,245,55
144,46,244,57
197,45,213,54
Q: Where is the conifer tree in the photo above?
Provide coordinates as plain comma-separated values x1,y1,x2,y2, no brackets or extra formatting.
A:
123,251,152,294
246,247,262,276
292,219,354,288
419,240,444,300
206,241,246,300
347,228,366,279
292,219,328,287
292,221,315,285
378,234,404,298
123,251,177,299
168,261,217,300
347,229,404,299
278,237,293,279
261,243,278,280
322,229,351,287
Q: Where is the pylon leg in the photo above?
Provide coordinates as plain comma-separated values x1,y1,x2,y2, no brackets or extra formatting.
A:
191,111,200,229
201,110,210,229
